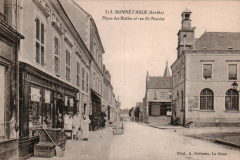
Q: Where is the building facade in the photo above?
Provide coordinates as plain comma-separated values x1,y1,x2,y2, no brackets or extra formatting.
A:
171,9,240,127
143,63,172,124
0,1,24,159
17,0,91,158
61,0,119,125
120,109,130,121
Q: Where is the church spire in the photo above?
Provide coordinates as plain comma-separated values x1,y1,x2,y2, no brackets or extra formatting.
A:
164,61,170,77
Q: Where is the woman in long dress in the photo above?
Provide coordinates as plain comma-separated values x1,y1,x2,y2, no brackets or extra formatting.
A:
73,112,80,140
81,113,91,141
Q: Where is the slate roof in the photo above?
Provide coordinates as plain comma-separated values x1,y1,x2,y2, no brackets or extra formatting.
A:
195,32,240,50
147,77,172,89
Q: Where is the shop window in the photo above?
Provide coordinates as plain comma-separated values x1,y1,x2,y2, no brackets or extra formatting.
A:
43,90,52,128
228,64,237,80
35,17,45,66
29,87,42,137
54,37,60,75
203,64,212,80
66,50,70,81
225,89,239,110
0,65,5,141
200,89,214,110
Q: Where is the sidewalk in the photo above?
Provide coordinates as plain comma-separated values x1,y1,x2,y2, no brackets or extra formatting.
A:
137,121,184,129
30,124,114,160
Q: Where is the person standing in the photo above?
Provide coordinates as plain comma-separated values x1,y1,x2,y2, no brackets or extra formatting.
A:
73,112,80,140
81,113,91,141
57,113,64,129
64,113,73,139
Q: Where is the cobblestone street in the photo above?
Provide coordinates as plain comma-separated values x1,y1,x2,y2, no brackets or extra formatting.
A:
107,122,240,160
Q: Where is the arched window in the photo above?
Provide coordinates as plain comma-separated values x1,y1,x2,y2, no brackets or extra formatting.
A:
225,89,239,110
200,89,214,110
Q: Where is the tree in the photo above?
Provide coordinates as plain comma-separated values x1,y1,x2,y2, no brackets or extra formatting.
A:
129,107,133,117
134,107,140,118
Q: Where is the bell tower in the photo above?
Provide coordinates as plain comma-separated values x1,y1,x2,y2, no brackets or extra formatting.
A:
177,9,195,58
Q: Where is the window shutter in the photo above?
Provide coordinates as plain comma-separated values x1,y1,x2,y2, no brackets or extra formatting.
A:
36,18,40,40
41,23,44,44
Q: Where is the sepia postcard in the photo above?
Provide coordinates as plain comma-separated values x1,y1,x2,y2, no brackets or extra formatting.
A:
0,0,240,160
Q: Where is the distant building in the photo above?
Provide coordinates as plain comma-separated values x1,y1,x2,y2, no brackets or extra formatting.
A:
171,9,240,127
120,109,130,121
143,62,172,124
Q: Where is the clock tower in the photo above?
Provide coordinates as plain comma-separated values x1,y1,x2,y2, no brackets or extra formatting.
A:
177,9,195,58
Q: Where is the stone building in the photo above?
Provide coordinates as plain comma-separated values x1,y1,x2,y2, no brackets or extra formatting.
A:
143,62,172,124
17,0,91,158
120,109,130,121
171,9,240,127
0,1,24,159
61,0,118,125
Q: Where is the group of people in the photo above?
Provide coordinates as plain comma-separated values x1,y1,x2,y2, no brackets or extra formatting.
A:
57,112,91,141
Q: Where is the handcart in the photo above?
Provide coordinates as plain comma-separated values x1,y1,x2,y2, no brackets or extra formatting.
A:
113,122,124,135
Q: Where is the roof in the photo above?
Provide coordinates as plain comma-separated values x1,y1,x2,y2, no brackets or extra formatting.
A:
195,32,240,50
164,61,171,77
147,77,172,89
183,8,192,13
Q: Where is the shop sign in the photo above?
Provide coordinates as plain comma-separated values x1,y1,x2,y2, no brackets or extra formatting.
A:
65,96,68,106
35,0,66,34
45,90,50,103
189,97,198,110
160,92,166,98
70,98,74,107
30,87,41,102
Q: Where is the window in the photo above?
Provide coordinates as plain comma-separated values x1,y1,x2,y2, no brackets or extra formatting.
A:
225,89,239,110
82,68,85,91
54,37,60,75
228,64,237,80
200,89,214,110
35,18,44,66
0,65,5,140
77,61,80,87
185,14,189,20
168,91,172,99
66,50,70,81
86,73,88,92
203,64,212,80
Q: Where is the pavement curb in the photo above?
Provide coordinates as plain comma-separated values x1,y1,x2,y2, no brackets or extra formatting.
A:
214,139,240,149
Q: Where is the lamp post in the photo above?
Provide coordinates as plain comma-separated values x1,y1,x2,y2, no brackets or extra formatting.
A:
231,81,238,90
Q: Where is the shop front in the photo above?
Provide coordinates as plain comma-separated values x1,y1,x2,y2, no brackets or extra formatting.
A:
148,102,171,116
90,90,102,130
18,62,78,159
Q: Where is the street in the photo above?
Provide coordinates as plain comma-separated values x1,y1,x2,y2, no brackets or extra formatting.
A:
107,122,240,160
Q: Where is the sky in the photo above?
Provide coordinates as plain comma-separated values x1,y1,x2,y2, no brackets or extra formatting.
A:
74,0,240,109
